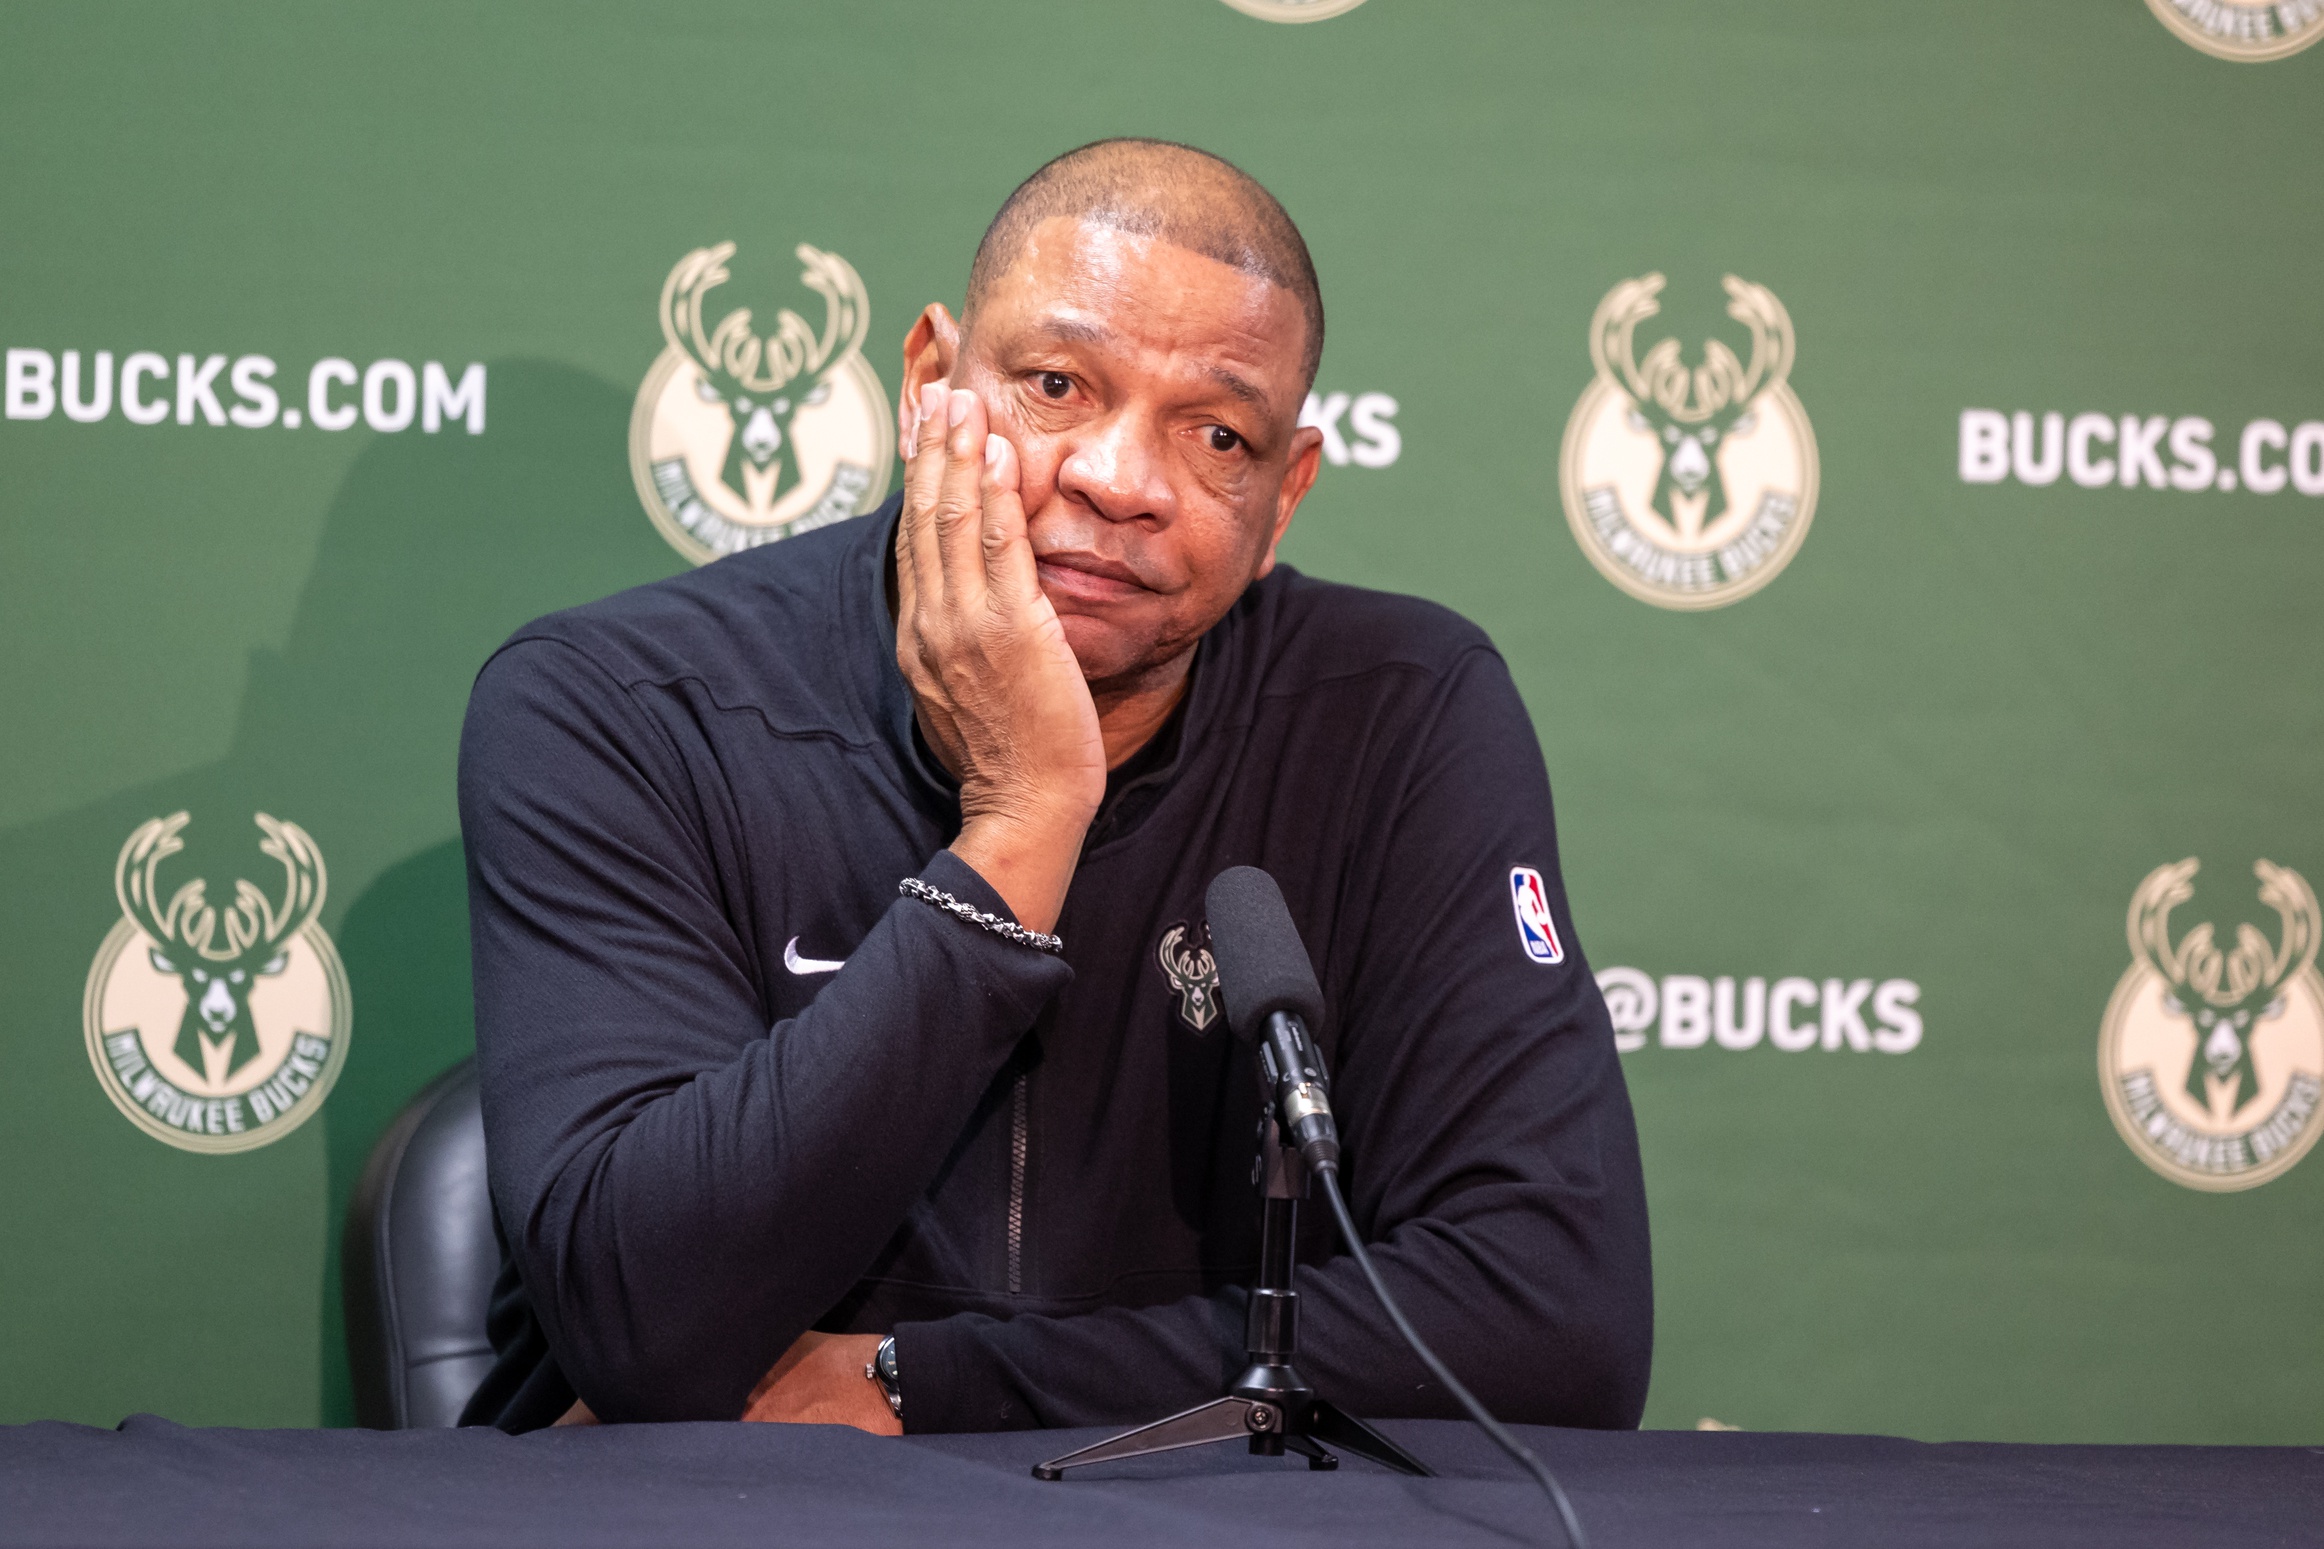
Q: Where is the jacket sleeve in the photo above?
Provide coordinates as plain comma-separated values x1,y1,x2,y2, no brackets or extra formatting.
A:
459,637,1071,1423
894,646,1652,1432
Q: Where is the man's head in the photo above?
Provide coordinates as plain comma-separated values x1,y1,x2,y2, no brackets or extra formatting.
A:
900,139,1326,695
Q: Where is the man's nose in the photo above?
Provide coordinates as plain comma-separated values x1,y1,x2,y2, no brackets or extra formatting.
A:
1056,411,1176,524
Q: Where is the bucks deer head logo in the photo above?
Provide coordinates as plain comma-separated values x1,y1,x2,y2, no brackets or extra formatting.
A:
85,811,352,1154
1590,275,1794,537
2099,858,2324,1192
630,240,893,564
1559,272,1818,611
2127,859,2318,1118
1157,922,1221,1033
116,812,324,1080
660,242,868,512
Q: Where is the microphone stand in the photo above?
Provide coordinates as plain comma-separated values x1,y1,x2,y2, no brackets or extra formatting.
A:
1032,1117,1432,1481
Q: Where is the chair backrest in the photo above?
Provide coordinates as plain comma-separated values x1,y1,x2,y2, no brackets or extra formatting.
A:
342,1058,498,1428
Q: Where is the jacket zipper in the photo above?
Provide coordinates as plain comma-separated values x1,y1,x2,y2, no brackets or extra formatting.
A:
1007,1072,1029,1295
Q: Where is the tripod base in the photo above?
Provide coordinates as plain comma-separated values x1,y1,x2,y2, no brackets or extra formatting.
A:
1032,1395,1432,1481
1036,1126,1430,1484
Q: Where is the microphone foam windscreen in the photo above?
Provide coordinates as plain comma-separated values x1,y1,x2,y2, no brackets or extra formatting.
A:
1204,866,1326,1040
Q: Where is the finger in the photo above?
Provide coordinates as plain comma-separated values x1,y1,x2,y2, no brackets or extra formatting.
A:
979,432,1041,605
902,381,950,514
899,382,950,600
932,387,989,598
907,381,950,470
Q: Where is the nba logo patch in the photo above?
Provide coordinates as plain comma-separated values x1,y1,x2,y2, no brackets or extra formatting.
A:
1509,866,1564,964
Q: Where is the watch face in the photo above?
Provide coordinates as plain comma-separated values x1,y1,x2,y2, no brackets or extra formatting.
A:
872,1336,902,1414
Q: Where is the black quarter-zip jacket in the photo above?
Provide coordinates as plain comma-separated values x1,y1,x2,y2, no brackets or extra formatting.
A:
456,497,1651,1434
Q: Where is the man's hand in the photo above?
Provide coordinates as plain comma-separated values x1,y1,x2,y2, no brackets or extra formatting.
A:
741,1331,901,1435
896,382,1105,935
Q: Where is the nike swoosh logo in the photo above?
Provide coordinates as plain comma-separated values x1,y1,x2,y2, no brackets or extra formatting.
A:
783,936,847,976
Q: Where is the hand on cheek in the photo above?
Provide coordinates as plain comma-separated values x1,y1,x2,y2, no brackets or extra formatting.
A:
893,381,1106,935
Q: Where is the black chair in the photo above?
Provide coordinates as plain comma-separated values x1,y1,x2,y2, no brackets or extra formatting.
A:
343,1059,498,1428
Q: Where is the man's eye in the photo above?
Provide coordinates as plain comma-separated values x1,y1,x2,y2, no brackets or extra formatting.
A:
1037,372,1071,399
1205,426,1243,453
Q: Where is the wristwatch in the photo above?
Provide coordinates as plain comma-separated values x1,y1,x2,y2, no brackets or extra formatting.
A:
865,1334,902,1419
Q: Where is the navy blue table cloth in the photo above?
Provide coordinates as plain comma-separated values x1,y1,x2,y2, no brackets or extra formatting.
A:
3,1416,2317,1547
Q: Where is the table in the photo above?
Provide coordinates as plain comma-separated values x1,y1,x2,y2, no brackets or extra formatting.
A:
3,1415,2317,1547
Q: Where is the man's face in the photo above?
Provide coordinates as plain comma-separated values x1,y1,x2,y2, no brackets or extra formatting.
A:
909,218,1321,692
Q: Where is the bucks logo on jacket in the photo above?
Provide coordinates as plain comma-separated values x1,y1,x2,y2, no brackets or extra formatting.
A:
630,241,894,565
2145,0,2324,61
2099,859,2324,1191
1158,922,1222,1033
1559,274,1818,610
83,813,350,1154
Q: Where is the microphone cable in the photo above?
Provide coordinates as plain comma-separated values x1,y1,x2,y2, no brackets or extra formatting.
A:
1315,1165,1589,1549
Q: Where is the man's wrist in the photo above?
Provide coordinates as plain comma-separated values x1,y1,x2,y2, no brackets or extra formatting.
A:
949,803,1089,936
958,780,1098,842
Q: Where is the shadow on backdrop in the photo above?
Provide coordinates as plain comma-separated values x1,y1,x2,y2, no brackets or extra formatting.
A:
0,360,679,1427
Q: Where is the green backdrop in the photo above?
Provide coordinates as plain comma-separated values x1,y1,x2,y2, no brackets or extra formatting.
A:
3,0,2319,1443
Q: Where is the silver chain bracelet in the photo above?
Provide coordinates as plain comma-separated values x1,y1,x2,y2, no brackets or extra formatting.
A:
899,876,1065,956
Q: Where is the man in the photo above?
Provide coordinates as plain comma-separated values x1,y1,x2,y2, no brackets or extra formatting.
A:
458,139,1650,1436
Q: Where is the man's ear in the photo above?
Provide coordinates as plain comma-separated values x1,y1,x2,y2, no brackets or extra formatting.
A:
898,304,963,451
1254,425,1325,579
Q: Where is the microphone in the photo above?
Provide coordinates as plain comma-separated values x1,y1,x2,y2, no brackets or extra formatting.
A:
1204,866,1341,1174
1202,869,1590,1547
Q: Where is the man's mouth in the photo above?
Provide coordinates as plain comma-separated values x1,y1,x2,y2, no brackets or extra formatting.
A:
1036,551,1151,605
